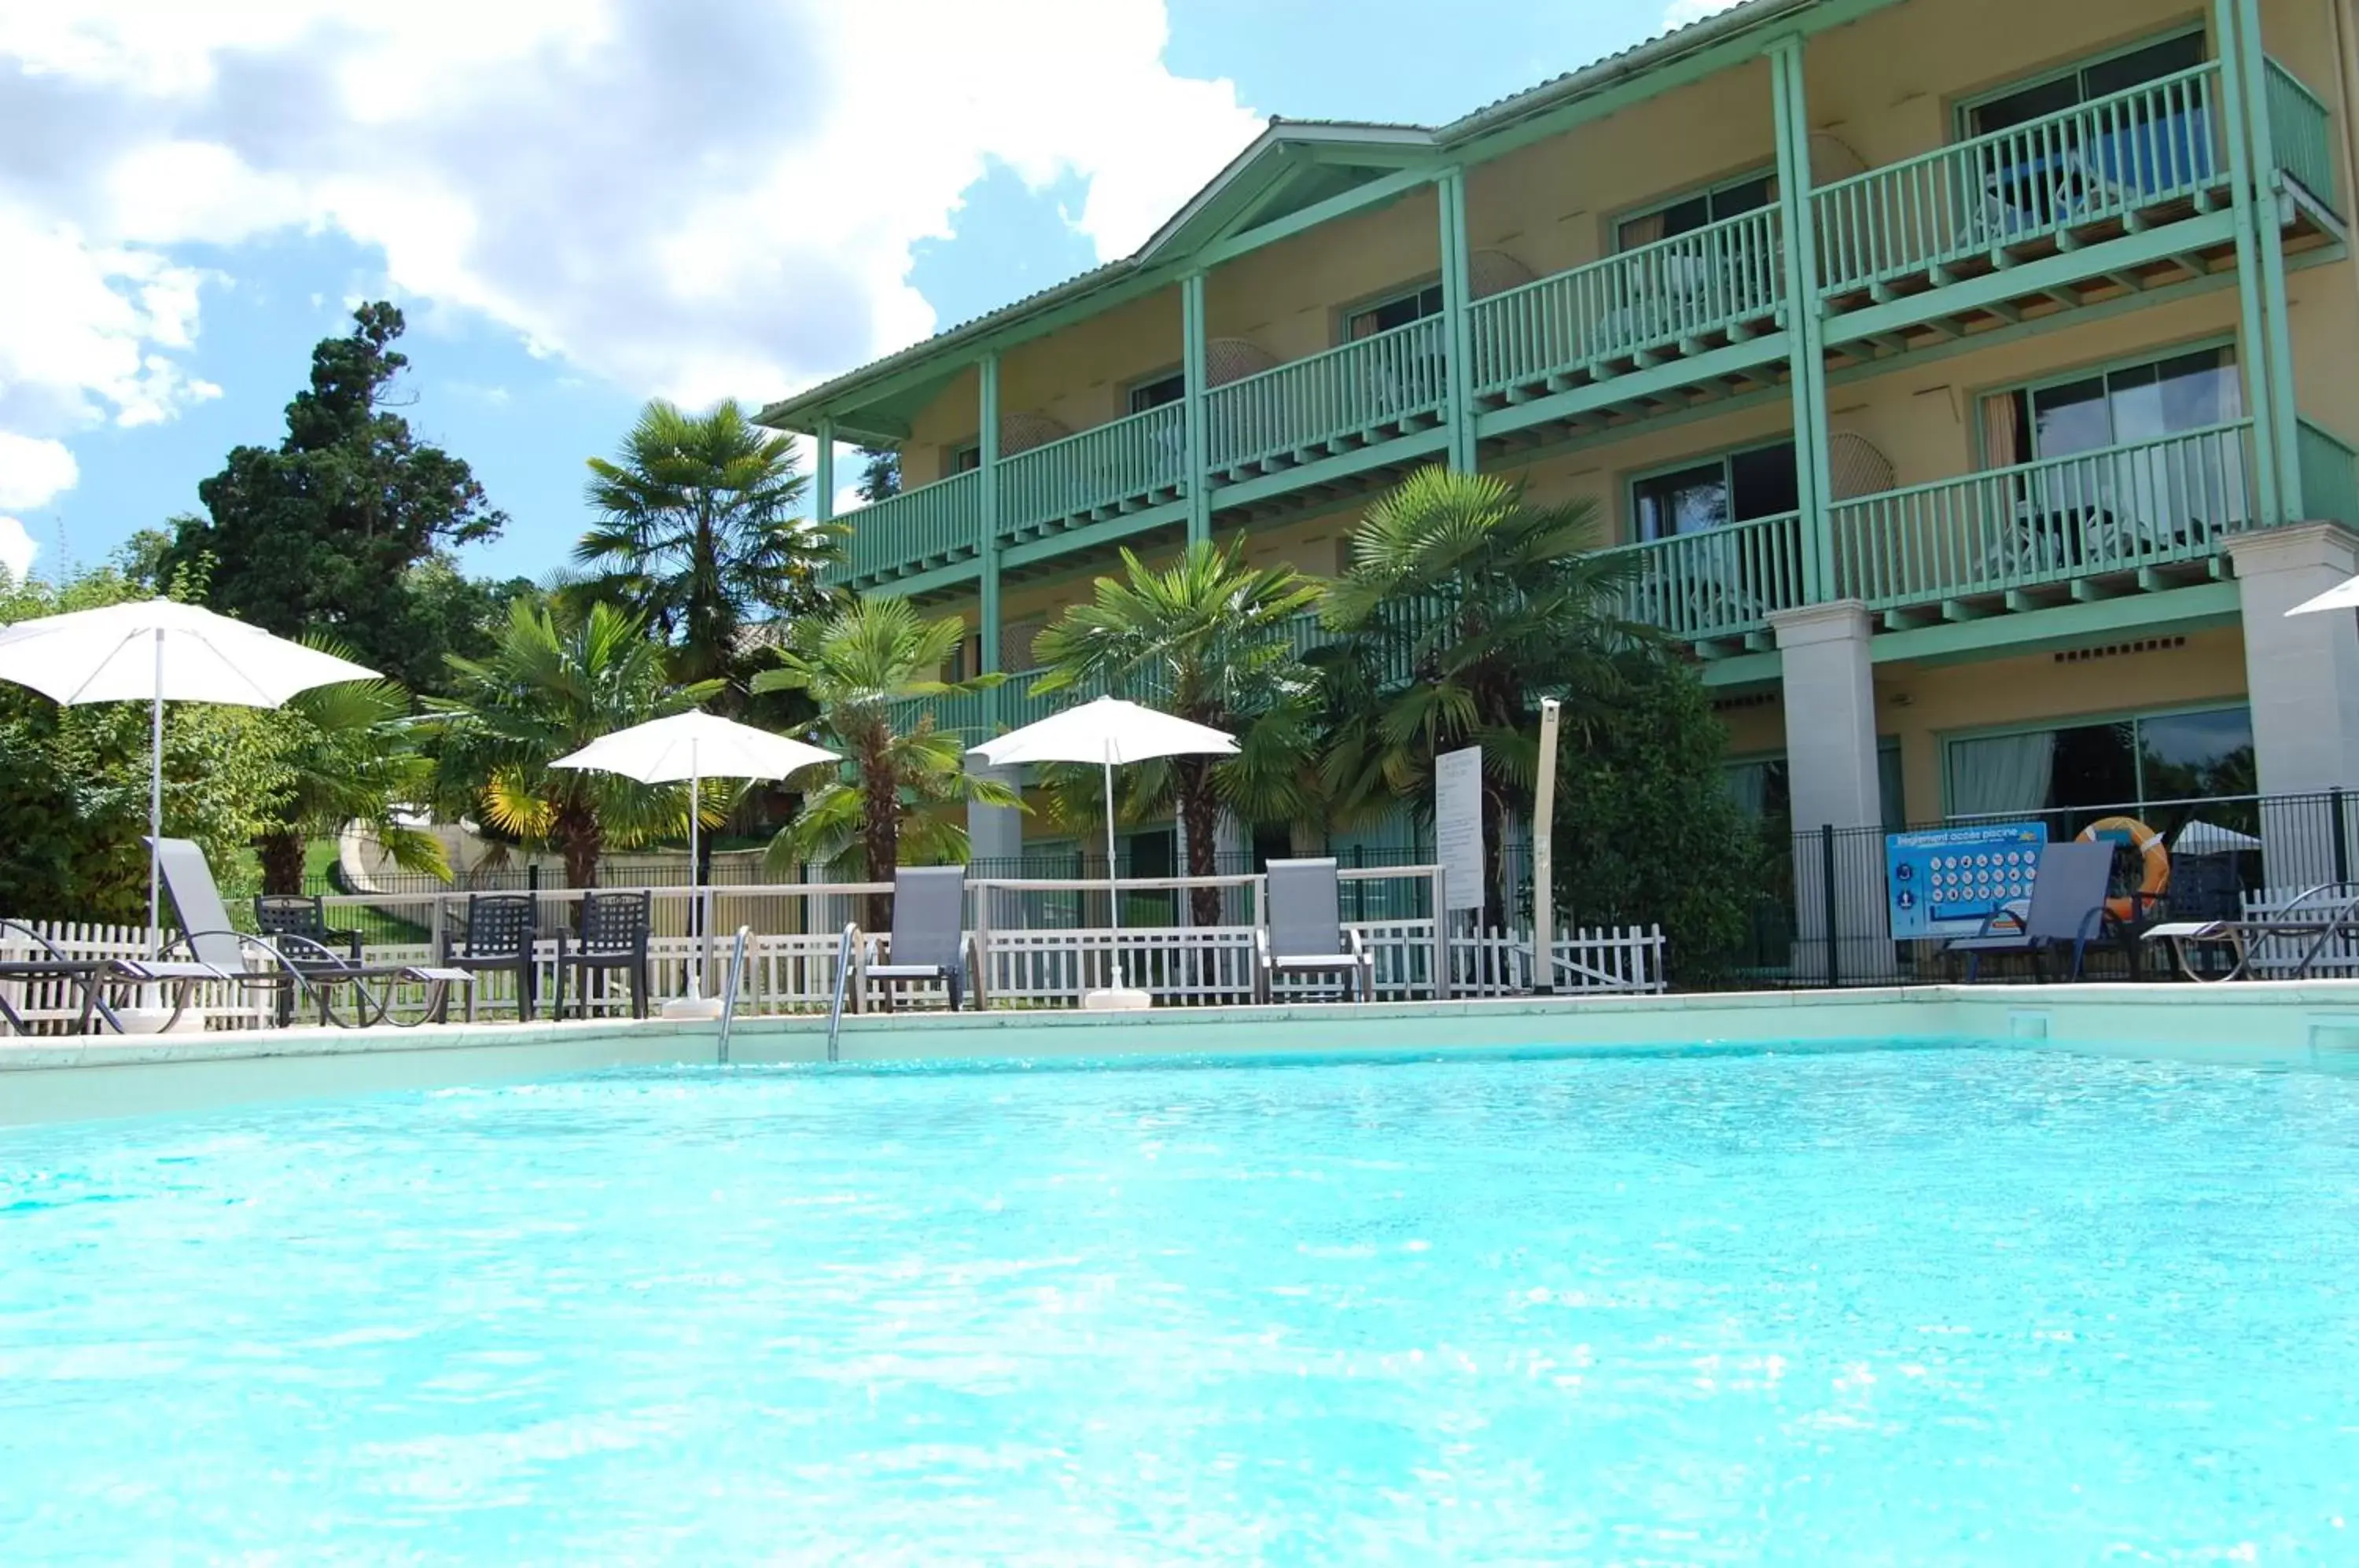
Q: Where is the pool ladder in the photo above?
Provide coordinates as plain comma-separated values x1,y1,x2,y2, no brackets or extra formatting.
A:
716,925,751,1064
824,922,859,1063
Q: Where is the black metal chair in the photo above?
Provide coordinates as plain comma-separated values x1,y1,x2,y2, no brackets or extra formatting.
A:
554,890,652,1020
439,893,539,1021
254,894,362,963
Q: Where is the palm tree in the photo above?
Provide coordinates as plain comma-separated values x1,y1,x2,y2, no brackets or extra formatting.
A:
574,399,835,693
1031,539,1324,927
428,599,723,887
255,650,448,896
1319,466,1647,923
751,597,1016,927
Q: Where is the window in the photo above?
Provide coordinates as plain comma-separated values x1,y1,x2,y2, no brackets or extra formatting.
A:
1617,172,1776,251
1978,345,2248,537
1945,705,2254,823
1965,31,2206,138
1725,745,1905,834
1632,441,1799,541
1128,371,1185,414
1345,282,1443,341
948,441,981,475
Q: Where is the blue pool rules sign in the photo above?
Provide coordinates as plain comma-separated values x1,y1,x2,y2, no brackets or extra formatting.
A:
1884,822,2049,938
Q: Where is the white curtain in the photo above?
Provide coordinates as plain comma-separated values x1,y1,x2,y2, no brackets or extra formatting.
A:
1949,731,2056,818
1724,761,1772,819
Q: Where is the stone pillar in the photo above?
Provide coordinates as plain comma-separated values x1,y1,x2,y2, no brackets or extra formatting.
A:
2229,525,2359,886
967,761,1027,932
1771,601,1888,983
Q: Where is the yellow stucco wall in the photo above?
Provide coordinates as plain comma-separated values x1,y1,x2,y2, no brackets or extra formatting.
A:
1720,626,2251,820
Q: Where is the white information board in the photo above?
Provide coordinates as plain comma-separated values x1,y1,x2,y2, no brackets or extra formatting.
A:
1434,745,1485,912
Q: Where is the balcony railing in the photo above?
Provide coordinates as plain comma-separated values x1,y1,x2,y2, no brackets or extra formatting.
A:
834,469,982,583
2297,418,2359,530
1599,511,1807,642
999,403,1187,539
1470,207,1783,396
1814,61,2226,298
2265,59,2340,214
1206,315,1448,473
1829,421,2257,609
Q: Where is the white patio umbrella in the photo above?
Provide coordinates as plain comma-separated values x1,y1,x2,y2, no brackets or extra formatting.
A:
551,709,838,997
2173,819,2264,856
968,696,1237,992
2287,574,2359,616
0,598,381,949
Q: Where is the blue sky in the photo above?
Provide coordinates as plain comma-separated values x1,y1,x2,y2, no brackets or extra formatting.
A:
2,1,1706,587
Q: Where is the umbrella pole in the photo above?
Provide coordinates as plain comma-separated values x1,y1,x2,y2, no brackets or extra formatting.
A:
148,628,164,957
689,746,704,1001
1103,746,1123,989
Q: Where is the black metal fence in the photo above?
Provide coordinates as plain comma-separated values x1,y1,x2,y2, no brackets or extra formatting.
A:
1758,789,2357,988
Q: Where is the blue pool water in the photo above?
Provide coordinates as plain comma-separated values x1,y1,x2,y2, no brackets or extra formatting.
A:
4,1043,2358,1562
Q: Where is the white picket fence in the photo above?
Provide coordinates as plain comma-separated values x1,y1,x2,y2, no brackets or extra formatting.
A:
0,872,1668,1032
2236,882,2359,978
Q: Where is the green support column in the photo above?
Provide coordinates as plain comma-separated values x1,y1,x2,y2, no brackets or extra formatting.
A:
814,416,835,525
1437,170,1477,473
978,354,1003,723
2234,0,2306,519
2214,0,2287,528
1180,272,1212,544
1769,38,1833,603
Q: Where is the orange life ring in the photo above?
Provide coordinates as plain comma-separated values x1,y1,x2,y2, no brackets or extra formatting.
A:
2077,815,2169,924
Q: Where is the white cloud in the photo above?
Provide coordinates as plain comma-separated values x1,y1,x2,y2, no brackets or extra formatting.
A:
0,0,1265,438
0,517,35,583
1662,0,1745,28
0,432,80,511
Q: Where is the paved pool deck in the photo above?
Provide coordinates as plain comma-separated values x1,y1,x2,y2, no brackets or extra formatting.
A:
4,981,2353,1125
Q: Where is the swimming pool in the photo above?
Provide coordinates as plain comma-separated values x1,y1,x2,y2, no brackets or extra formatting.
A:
4,1041,2355,1559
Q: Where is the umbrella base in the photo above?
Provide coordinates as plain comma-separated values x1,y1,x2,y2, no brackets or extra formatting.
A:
661,996,726,1021
1082,987,1152,1012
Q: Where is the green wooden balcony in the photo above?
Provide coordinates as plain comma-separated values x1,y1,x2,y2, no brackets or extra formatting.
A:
2297,418,2359,531
998,403,1187,543
1470,207,1785,404
1815,61,2231,305
1205,315,1448,479
1829,421,2258,615
2266,59,2341,214
1597,512,1809,646
830,469,982,586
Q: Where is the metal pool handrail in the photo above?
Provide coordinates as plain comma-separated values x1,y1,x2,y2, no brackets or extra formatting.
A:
716,924,750,1064
825,922,859,1063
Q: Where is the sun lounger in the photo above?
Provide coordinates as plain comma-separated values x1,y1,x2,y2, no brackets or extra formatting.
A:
149,837,472,1026
2144,882,2359,982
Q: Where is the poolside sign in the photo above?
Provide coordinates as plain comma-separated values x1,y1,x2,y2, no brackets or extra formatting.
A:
1884,822,2049,938
1435,745,1485,911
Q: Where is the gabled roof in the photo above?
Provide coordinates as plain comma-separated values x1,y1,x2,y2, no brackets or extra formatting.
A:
759,0,1820,437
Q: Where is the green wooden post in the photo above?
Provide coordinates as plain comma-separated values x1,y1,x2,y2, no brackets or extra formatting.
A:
1770,38,1832,603
814,416,835,525
978,354,1002,724
2234,0,2306,519
1437,169,1477,473
1181,272,1211,543
2213,0,2286,528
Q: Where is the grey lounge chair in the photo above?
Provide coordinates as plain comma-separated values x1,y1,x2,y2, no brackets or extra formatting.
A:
0,916,240,1035
149,836,471,1026
1256,858,1373,1003
1945,841,2113,981
2146,882,2359,982
438,893,539,1021
864,866,975,1011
